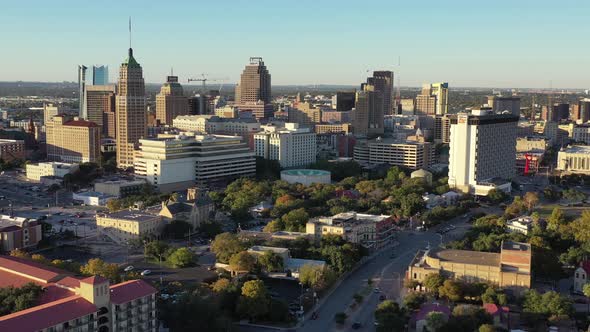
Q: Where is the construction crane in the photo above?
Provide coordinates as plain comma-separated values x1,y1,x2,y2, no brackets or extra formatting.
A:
187,74,228,94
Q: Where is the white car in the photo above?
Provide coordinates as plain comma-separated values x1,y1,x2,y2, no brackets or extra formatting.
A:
140,270,151,276
124,266,134,272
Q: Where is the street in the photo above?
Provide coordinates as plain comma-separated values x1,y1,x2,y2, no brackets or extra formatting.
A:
298,211,479,332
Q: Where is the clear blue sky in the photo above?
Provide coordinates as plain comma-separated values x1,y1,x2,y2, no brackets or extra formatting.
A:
1,0,589,88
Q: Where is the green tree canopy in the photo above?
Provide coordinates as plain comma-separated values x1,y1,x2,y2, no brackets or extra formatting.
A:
229,251,257,273
80,258,121,283
425,311,447,332
438,279,464,303
374,300,406,332
236,280,270,321
167,248,195,268
258,250,284,272
211,232,245,264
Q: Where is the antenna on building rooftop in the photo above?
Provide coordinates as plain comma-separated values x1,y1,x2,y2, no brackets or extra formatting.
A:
128,17,132,49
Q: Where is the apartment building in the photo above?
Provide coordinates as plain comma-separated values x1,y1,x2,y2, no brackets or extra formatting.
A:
0,255,157,332
407,241,532,294
94,180,146,198
172,115,260,136
96,209,164,241
557,145,590,175
85,85,116,131
288,102,322,128
46,116,101,164
573,123,590,144
353,137,433,170
322,110,352,123
416,83,448,115
314,123,352,134
0,139,25,162
26,162,78,181
448,110,518,195
254,123,317,168
516,136,548,153
134,133,255,192
155,75,188,125
0,215,42,252
306,212,396,249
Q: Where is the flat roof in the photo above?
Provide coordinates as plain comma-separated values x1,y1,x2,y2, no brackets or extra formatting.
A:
99,209,159,222
248,246,290,254
430,249,501,267
561,145,590,154
281,169,331,176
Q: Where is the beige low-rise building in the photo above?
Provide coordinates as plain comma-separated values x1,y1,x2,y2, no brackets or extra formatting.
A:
407,241,532,294
315,123,352,134
46,116,101,164
26,162,78,181
96,209,163,242
557,145,590,175
0,215,42,252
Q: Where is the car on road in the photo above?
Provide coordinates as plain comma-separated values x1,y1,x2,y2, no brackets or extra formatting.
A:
124,266,134,272
379,294,386,301
352,322,362,329
373,288,380,293
140,270,151,276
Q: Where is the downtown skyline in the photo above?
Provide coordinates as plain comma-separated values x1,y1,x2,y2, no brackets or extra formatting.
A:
1,0,589,89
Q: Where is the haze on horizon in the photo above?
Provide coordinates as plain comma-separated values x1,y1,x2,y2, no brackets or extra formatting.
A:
1,0,589,89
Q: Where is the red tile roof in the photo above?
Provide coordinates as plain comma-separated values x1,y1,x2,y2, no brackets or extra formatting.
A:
0,256,65,283
0,295,97,332
64,119,98,127
483,303,509,316
80,275,108,285
56,276,81,289
37,285,75,305
0,269,43,288
110,279,157,304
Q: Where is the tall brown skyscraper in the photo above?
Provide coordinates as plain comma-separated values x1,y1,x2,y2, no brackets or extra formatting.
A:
353,84,384,136
156,76,188,125
235,57,271,104
85,85,116,134
116,48,146,169
369,71,394,115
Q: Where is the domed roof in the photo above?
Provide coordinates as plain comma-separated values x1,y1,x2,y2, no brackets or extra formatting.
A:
411,169,432,177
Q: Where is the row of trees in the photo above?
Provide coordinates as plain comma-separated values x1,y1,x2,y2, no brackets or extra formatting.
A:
144,241,195,268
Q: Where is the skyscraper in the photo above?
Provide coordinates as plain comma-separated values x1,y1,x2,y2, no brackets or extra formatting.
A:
576,99,590,123
85,85,116,134
448,109,518,195
369,71,394,115
488,95,521,117
332,91,356,112
156,75,188,125
78,65,88,119
43,103,62,125
116,48,146,169
353,83,384,136
92,65,109,85
235,57,271,104
416,82,448,115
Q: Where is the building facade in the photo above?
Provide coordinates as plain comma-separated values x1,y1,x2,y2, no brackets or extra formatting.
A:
369,71,394,115
448,110,518,195
43,103,63,125
235,57,271,104
46,116,101,164
573,124,590,144
116,48,147,169
488,95,521,117
26,162,78,181
96,209,163,242
332,92,356,112
353,138,433,170
134,133,255,192
557,145,590,175
407,241,532,293
288,102,321,128
0,256,157,332
0,139,25,162
353,84,384,136
85,85,116,132
155,75,188,125
92,65,109,85
254,123,317,168
0,215,42,252
416,83,448,115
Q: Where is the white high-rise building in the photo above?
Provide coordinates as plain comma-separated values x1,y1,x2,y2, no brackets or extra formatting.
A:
134,133,255,192
254,123,317,168
448,109,518,195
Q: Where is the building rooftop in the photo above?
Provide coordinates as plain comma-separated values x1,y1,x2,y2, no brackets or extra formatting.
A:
63,119,99,128
317,212,390,226
430,248,501,267
248,246,290,255
281,169,331,176
501,240,531,252
98,209,159,223
0,256,65,284
561,145,590,154
110,280,156,304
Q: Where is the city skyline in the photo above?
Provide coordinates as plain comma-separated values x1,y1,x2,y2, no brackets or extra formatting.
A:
1,1,589,89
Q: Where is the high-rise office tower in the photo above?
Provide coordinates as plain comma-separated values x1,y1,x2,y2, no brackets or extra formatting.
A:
448,108,518,195
116,48,146,169
369,71,394,115
332,92,356,112
43,103,62,125
156,76,188,125
85,85,116,131
416,82,448,115
488,95,521,117
235,57,271,104
576,99,590,123
353,84,384,136
552,103,569,122
92,65,109,85
78,65,88,119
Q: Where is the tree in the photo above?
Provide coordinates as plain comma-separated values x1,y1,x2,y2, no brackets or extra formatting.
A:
198,221,223,239
167,248,195,268
487,189,507,203
523,192,539,212
425,311,447,332
106,199,122,212
481,287,507,306
237,280,270,321
258,250,284,272
374,300,406,332
403,292,427,311
9,249,30,259
583,283,590,313
423,273,446,295
547,207,566,231
144,241,170,260
400,193,425,217
80,258,121,283
229,251,257,273
281,208,309,232
211,232,245,264
299,264,337,291
263,219,285,233
211,278,232,293
571,211,590,244
438,280,463,303
451,305,493,331
0,283,44,316
479,324,496,332
31,254,50,265
523,290,573,317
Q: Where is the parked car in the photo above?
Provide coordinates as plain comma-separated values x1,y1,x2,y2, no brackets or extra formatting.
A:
140,270,151,276
124,266,134,272
352,322,362,329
